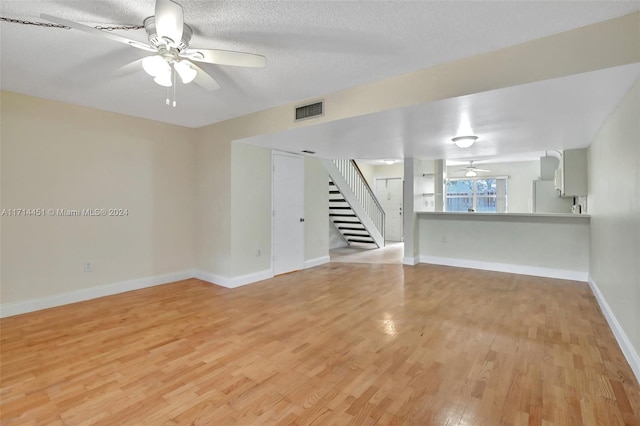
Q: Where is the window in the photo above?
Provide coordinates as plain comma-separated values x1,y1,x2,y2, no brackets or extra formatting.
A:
445,178,507,213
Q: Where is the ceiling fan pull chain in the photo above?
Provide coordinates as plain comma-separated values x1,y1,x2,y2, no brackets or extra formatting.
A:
0,17,143,31
172,67,177,107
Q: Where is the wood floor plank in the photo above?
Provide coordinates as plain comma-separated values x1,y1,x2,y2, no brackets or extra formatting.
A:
1,263,639,425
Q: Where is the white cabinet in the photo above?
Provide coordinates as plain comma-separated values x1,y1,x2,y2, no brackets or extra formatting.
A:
554,148,587,197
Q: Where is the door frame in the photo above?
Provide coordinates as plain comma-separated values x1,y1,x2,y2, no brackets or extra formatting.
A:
271,150,305,275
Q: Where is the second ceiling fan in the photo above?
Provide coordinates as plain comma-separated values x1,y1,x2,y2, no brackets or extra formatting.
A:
460,161,490,177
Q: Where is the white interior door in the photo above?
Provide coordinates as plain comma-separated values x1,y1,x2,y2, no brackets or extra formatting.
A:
273,152,305,275
375,178,403,242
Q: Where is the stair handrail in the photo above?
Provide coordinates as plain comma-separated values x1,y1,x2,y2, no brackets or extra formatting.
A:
332,159,385,242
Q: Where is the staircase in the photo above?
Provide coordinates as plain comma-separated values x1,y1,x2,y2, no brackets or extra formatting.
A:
329,181,377,245
321,159,385,248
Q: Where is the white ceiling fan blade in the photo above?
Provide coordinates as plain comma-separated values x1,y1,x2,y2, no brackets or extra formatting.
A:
112,58,145,78
40,14,155,52
181,48,266,68
155,0,184,46
189,63,221,91
472,168,491,172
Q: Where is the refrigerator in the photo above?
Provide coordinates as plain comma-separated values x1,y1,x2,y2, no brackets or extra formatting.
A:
531,180,573,213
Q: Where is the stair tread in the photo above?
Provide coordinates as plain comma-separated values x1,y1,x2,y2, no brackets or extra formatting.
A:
348,238,375,243
338,226,366,230
343,232,372,237
329,190,341,194
329,213,357,217
330,206,353,210
332,220,361,224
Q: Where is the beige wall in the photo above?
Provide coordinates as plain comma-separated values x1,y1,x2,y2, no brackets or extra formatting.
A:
355,162,376,188
419,214,590,274
1,92,197,304
372,163,404,181
195,128,231,277
304,157,329,262
230,143,272,276
588,81,639,359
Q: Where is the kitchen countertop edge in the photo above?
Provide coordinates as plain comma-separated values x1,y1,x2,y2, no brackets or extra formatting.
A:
416,211,590,219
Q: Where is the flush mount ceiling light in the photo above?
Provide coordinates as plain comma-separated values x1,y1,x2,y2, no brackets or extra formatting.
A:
384,160,396,165
452,136,478,149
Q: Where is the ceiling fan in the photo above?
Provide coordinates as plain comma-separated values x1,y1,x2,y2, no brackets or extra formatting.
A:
458,161,490,177
41,0,265,100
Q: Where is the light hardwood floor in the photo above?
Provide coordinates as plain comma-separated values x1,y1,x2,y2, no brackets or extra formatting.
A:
330,242,404,264
1,263,639,425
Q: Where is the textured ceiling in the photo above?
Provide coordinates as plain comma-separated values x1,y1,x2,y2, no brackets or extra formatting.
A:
1,1,638,128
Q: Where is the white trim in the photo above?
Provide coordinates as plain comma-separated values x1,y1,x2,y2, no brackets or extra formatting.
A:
194,269,274,289
193,269,231,287
304,256,330,269
229,269,274,288
419,255,588,281
403,256,420,266
0,270,195,318
588,275,640,383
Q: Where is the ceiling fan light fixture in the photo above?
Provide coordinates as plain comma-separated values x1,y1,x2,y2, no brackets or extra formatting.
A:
174,60,197,84
153,72,173,87
452,135,478,149
142,55,170,77
465,170,477,177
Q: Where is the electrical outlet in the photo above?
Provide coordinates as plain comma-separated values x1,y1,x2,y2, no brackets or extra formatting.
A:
84,261,93,272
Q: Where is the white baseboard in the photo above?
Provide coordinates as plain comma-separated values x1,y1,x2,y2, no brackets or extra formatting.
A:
0,269,196,318
402,256,420,266
229,269,274,288
193,269,231,287
419,255,588,282
194,268,273,289
304,256,330,269
588,275,640,384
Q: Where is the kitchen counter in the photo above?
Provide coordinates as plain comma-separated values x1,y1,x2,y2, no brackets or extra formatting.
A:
417,211,589,219
416,210,590,281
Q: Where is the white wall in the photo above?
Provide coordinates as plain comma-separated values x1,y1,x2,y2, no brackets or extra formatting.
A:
1,92,197,306
588,81,639,372
419,213,590,279
446,160,539,213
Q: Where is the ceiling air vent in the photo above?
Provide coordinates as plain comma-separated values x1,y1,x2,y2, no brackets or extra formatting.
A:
295,100,324,121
